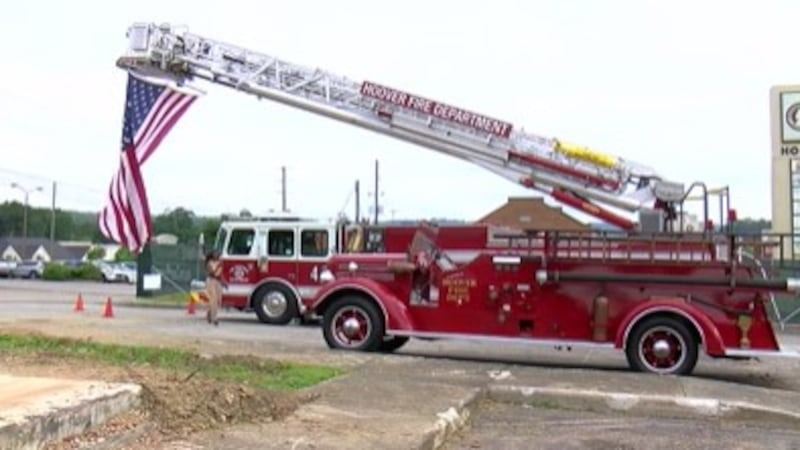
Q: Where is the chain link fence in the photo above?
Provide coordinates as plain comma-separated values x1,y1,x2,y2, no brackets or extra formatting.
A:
138,243,204,297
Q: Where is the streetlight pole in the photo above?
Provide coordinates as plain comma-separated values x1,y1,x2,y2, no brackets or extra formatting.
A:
10,182,43,259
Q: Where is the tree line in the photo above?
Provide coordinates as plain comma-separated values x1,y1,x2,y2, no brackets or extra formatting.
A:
0,201,221,246
0,200,776,246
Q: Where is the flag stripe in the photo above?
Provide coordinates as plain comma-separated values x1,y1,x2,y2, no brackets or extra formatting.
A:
134,90,182,160
115,159,139,249
139,95,197,164
125,149,152,245
98,73,197,253
133,88,174,145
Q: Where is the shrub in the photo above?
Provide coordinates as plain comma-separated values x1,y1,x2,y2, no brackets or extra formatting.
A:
42,263,72,281
42,262,103,281
72,263,102,281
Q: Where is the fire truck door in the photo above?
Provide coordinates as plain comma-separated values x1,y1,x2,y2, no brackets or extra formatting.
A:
263,227,299,284
296,227,334,298
222,227,259,304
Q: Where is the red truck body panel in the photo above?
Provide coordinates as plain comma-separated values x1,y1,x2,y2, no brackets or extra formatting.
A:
310,224,793,374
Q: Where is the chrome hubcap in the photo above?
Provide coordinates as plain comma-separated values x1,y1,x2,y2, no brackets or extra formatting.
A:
330,306,372,348
638,325,686,374
263,291,287,317
652,339,671,359
342,317,361,338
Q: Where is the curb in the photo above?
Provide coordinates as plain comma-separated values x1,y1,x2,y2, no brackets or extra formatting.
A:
419,387,484,450
0,383,142,450
486,385,800,427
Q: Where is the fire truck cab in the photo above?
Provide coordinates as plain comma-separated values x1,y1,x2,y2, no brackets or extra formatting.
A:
207,214,507,325
208,214,455,324
208,214,337,324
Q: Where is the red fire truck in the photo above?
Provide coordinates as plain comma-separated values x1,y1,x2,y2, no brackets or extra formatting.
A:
206,213,503,324
117,24,800,374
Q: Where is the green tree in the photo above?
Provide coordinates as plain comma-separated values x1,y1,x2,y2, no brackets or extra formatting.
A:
153,207,196,244
200,217,222,249
0,201,24,237
0,202,94,241
86,246,106,260
730,218,771,235
0,202,225,250
115,247,135,262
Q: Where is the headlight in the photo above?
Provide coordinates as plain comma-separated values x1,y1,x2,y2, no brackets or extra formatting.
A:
348,261,359,273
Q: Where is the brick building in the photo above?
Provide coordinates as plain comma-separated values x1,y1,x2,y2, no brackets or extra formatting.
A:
477,196,589,231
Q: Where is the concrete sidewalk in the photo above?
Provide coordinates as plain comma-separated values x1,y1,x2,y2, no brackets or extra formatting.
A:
4,357,800,450
172,353,800,450
9,359,800,450
0,374,141,450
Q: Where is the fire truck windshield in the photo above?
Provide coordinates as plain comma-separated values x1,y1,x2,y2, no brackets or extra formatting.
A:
408,228,458,270
408,231,435,259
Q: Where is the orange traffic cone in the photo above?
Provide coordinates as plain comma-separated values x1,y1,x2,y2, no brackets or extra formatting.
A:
102,297,114,318
73,294,84,312
186,294,196,315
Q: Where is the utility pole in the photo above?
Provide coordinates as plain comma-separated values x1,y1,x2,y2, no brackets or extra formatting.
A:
50,181,56,242
373,159,379,224
354,180,361,223
281,166,287,212
10,182,43,258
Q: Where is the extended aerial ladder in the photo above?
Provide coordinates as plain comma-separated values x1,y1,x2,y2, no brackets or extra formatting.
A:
117,22,712,232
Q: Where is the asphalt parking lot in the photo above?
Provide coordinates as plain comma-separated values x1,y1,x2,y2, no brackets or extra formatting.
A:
3,279,800,449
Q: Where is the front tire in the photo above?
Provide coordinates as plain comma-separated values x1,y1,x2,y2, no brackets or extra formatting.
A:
322,295,384,351
252,283,298,325
625,316,699,376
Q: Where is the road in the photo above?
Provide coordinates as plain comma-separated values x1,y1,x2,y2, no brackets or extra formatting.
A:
3,279,800,449
443,399,800,450
2,279,799,381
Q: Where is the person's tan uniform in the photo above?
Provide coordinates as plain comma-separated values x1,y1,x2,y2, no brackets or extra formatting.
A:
205,258,223,326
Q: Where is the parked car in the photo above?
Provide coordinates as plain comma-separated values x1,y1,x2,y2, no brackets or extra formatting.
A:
97,261,137,284
10,260,44,279
0,260,17,278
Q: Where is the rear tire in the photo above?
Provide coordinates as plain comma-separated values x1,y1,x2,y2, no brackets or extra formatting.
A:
322,295,384,352
625,316,699,376
252,283,298,325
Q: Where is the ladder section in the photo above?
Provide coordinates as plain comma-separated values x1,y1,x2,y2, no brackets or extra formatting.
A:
492,230,726,264
117,23,686,229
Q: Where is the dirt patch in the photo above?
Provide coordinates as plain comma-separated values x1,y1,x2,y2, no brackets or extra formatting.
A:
0,353,316,449
137,368,303,433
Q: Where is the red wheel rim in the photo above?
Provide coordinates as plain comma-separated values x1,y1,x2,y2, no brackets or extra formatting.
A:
637,325,686,374
330,306,372,348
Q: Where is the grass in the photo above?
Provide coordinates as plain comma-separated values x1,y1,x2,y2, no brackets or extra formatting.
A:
133,291,192,307
0,333,341,391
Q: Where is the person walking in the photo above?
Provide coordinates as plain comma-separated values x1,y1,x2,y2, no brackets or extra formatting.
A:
204,250,224,326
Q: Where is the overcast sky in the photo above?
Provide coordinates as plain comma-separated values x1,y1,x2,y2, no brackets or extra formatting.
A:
0,0,797,225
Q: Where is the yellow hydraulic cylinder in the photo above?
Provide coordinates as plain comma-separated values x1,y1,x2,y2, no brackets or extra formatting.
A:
554,139,617,169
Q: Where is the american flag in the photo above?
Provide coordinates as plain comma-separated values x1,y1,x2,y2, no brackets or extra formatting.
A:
99,73,198,253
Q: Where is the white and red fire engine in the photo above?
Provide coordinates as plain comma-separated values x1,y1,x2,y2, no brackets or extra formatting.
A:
117,23,800,375
205,213,509,324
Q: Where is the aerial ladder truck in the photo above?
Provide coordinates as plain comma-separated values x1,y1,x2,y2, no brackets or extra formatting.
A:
116,22,715,233
116,23,800,376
